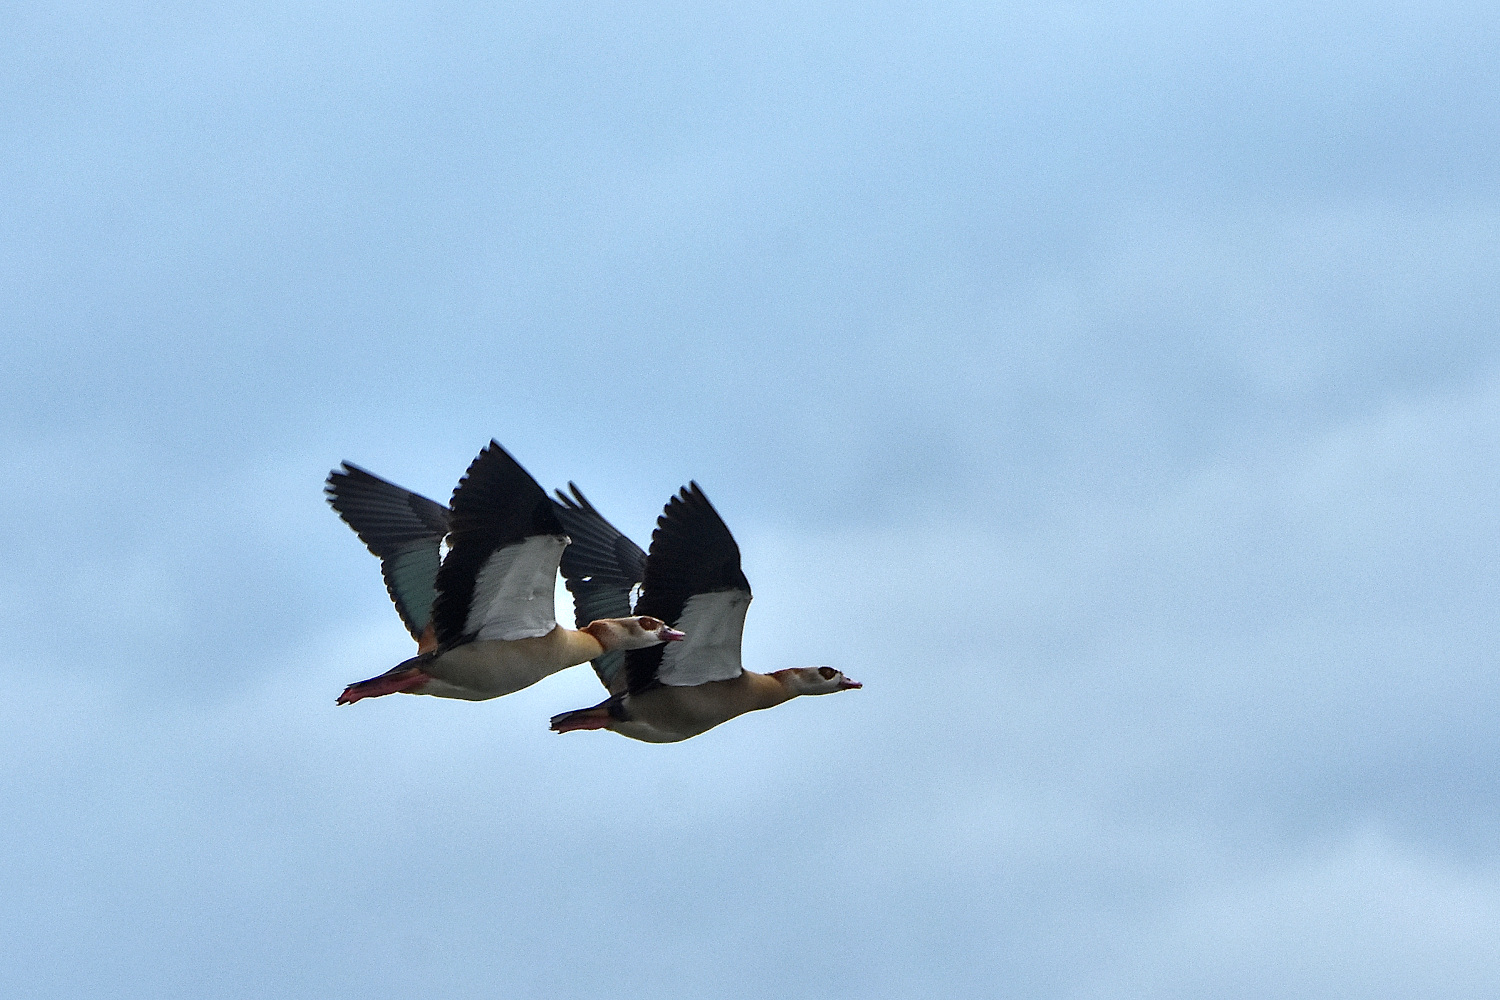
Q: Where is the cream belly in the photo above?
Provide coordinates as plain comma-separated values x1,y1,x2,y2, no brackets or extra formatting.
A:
615,673,786,742
611,721,686,743
418,628,596,701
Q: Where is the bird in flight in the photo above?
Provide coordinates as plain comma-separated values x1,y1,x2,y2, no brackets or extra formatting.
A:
325,441,682,706
550,482,861,742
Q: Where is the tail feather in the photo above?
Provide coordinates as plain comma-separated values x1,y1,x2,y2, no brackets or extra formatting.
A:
550,704,613,733
337,664,429,705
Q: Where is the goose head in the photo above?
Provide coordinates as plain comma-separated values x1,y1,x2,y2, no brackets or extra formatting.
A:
585,616,686,651
779,666,862,695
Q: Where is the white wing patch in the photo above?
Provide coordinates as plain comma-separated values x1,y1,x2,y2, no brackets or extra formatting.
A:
658,589,751,686
465,534,569,641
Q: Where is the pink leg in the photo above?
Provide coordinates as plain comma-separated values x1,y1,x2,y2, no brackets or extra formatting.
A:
337,666,430,705
549,708,611,733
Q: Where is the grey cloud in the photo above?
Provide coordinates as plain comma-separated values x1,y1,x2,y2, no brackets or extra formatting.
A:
3,1,1499,996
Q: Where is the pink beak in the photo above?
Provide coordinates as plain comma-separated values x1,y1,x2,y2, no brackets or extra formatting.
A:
658,626,686,642
838,676,862,690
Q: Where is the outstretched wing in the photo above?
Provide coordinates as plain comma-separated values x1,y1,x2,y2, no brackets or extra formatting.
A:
325,462,451,641
553,482,647,693
431,441,569,646
626,483,752,694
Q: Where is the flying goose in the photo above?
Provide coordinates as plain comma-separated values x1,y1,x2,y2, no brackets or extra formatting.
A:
326,441,682,705
549,483,860,742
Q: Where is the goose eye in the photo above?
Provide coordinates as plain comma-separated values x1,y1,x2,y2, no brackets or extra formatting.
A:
639,617,662,631
818,667,837,680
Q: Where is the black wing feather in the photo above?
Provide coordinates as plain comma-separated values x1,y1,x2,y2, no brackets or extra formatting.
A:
625,482,750,694
430,441,565,646
325,462,451,640
553,482,648,692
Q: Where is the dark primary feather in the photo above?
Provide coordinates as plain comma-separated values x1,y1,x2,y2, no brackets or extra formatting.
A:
325,462,451,640
554,482,646,619
430,441,565,646
625,482,751,694
553,482,647,692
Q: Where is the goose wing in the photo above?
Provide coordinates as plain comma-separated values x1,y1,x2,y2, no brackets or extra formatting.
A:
431,441,569,646
625,483,752,694
553,483,647,693
325,462,451,641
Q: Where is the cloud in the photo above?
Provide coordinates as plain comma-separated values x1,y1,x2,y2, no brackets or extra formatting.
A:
1090,831,1500,998
3,2,1498,996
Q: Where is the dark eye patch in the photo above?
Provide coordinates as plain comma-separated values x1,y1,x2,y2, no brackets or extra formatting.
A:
818,667,837,680
639,617,662,630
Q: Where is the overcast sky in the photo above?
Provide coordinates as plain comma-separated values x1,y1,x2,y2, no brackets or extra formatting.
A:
3,2,1498,997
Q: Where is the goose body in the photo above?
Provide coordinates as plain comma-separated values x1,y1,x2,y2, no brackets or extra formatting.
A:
394,627,620,701
549,483,860,742
585,670,792,743
326,441,680,705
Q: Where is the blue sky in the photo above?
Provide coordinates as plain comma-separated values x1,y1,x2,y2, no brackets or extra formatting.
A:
3,2,1498,996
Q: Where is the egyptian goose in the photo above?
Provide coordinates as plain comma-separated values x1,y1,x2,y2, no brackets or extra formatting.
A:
549,483,861,742
325,441,682,705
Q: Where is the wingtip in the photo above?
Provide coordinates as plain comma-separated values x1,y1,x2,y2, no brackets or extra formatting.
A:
553,481,591,511
324,462,350,494
324,461,381,500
